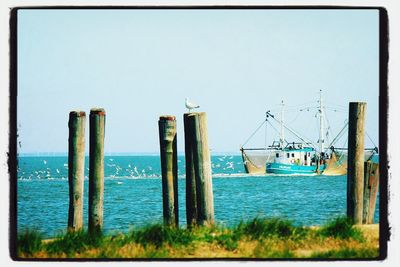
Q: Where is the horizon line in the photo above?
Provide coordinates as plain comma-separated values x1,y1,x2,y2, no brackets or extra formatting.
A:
17,151,242,157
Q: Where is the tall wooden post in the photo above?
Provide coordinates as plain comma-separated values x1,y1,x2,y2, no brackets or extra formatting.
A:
363,161,380,224
68,111,86,231
88,108,106,233
158,115,179,227
184,114,197,226
188,112,214,226
347,102,366,224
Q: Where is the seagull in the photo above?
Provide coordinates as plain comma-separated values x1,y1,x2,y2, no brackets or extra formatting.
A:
185,97,200,113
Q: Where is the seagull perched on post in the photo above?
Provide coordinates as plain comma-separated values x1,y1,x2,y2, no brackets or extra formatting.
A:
185,97,200,113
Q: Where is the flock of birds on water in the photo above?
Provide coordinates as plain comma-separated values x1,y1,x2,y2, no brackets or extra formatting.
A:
17,155,241,181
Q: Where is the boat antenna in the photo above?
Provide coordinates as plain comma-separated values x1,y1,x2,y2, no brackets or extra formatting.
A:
280,100,285,148
318,90,325,155
264,111,268,149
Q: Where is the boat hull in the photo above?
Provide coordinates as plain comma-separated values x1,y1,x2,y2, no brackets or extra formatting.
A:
266,162,324,175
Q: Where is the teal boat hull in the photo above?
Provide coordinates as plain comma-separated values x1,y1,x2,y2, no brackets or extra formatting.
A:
266,162,325,175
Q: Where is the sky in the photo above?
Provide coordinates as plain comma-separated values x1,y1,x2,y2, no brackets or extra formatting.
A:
17,8,379,154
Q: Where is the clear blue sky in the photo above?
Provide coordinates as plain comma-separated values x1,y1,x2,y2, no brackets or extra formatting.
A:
17,9,379,154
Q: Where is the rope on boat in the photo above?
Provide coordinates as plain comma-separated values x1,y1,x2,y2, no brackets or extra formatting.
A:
242,119,267,148
366,131,378,149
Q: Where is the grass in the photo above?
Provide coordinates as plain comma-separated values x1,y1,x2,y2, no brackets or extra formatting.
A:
45,229,104,257
16,216,379,259
132,224,194,248
311,247,378,258
318,217,364,241
17,229,43,256
235,217,305,239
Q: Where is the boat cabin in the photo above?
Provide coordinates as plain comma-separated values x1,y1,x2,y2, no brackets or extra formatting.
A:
273,143,315,166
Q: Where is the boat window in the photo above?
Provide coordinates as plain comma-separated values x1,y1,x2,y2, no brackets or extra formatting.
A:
276,153,279,158
286,153,290,158
291,153,295,157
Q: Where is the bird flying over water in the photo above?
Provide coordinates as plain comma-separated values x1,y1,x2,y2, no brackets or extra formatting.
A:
185,97,200,113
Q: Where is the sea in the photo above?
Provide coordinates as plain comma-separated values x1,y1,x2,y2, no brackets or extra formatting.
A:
17,155,379,238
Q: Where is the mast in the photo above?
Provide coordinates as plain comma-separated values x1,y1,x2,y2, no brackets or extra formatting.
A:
318,90,325,155
280,100,285,148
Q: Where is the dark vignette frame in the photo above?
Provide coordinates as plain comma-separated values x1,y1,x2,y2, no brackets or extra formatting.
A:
8,5,389,262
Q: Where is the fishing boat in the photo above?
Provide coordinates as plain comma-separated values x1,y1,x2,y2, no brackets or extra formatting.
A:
240,90,377,175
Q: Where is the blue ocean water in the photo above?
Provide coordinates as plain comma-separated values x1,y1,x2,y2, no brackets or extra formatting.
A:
17,155,379,238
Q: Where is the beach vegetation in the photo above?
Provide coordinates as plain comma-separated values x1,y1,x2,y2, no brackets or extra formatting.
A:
318,216,364,241
16,216,378,259
17,229,43,256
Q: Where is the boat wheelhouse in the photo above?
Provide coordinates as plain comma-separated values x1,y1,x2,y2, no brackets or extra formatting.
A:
266,143,325,174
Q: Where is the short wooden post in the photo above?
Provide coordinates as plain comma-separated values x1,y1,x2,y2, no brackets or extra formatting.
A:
88,108,106,233
363,161,380,224
188,112,214,226
184,113,197,227
158,115,179,226
347,102,366,224
68,111,86,231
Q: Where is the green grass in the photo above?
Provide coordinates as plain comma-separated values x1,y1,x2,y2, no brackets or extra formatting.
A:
17,216,377,258
318,216,364,241
234,217,305,240
17,229,43,256
215,231,239,251
45,229,104,256
128,224,194,248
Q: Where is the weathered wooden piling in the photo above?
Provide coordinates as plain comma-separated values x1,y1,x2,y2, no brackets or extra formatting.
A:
88,108,106,233
186,112,214,226
184,114,197,226
347,102,366,224
363,161,380,224
158,115,179,226
67,111,86,231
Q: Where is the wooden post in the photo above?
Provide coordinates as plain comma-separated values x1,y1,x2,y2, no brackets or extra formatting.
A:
88,108,106,233
347,102,366,224
68,111,86,231
158,115,179,226
184,113,197,226
188,112,214,226
363,161,380,224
